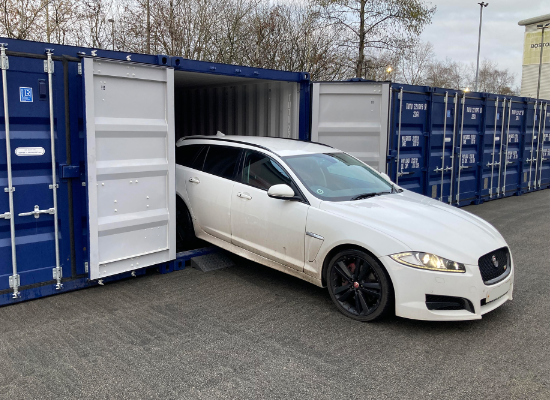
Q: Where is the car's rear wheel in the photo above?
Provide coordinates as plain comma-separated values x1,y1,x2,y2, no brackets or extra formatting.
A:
176,197,199,253
327,249,392,322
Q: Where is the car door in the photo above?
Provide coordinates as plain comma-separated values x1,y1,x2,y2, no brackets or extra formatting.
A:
231,149,309,272
185,144,241,243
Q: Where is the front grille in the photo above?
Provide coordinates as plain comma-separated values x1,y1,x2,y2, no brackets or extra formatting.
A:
478,247,510,285
426,295,475,313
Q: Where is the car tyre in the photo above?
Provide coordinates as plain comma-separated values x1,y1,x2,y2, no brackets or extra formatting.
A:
176,197,199,253
327,249,393,322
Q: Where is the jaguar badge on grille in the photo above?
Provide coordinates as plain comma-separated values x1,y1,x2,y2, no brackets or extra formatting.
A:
491,255,499,268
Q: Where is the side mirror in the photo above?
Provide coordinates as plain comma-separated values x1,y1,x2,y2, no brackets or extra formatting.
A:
267,184,295,200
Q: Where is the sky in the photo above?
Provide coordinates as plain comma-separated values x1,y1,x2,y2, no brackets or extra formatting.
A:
421,0,549,86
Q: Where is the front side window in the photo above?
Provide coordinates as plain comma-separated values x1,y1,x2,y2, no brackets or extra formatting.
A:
283,152,392,201
241,150,291,190
202,145,242,179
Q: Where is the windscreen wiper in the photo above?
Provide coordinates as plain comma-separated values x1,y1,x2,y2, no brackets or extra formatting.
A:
351,191,391,201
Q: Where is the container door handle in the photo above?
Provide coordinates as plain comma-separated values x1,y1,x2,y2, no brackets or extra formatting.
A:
189,177,200,184
0,211,11,220
18,205,55,219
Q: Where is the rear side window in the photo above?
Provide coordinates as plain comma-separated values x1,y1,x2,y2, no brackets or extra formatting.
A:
176,144,204,168
202,145,242,179
241,150,291,190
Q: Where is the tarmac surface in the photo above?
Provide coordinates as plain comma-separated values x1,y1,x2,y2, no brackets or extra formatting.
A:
0,190,549,399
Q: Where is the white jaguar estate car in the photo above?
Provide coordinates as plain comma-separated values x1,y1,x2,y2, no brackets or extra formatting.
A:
175,135,514,322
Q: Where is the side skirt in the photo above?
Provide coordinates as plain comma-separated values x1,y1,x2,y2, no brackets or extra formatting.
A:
195,230,324,288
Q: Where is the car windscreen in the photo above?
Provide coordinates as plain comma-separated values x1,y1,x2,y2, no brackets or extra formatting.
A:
283,152,393,201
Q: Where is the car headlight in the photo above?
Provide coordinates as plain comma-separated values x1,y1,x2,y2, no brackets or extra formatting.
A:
390,252,466,273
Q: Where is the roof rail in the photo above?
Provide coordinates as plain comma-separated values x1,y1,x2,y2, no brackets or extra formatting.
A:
180,135,333,150
180,136,272,152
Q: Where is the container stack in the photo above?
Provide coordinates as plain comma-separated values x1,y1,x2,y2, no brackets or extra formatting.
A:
385,84,549,206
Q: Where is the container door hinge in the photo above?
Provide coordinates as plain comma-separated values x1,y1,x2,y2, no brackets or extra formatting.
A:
44,59,54,74
0,54,8,70
4,187,15,192
9,274,19,289
78,63,82,75
84,262,89,273
49,184,59,189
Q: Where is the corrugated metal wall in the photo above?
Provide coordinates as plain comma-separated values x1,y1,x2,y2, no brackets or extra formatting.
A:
175,80,300,141
386,84,550,206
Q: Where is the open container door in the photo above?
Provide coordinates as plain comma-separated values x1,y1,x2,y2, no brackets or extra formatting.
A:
83,57,175,280
310,82,390,172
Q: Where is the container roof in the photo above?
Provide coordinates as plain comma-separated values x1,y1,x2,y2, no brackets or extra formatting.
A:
518,14,550,26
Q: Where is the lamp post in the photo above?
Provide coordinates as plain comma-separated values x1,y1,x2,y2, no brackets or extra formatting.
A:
386,66,392,80
108,18,115,51
536,22,549,99
474,2,488,92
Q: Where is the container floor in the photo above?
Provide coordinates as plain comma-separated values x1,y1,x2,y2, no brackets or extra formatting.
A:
0,190,548,399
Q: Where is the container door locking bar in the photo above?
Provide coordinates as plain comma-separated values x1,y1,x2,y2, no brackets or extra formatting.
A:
395,88,404,185
488,97,500,198
46,49,63,290
534,102,546,189
526,101,538,190
448,93,459,204
1,43,19,299
538,103,549,187
438,92,449,201
501,99,512,194
455,93,466,203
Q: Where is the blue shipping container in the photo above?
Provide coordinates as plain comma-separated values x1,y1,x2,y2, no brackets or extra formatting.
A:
387,83,548,206
0,37,310,306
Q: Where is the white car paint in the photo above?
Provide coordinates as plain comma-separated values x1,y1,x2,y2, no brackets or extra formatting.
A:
175,136,514,321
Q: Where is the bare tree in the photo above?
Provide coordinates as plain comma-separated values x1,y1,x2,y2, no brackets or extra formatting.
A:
319,0,435,78
468,59,516,95
395,40,433,85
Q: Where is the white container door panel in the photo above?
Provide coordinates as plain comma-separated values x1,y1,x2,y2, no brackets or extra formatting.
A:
311,82,390,172
84,58,175,280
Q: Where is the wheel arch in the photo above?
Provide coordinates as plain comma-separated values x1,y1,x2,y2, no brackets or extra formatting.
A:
321,244,394,294
176,191,193,218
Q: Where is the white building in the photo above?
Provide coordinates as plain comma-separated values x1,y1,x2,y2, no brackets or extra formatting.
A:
518,14,550,100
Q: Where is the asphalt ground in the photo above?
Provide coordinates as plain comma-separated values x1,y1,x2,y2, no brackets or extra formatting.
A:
0,190,549,400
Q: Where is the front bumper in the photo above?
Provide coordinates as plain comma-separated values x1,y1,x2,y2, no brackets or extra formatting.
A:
380,254,514,321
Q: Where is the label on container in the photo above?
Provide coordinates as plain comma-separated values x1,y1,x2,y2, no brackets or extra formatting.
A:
19,87,33,102
462,134,476,145
400,157,420,170
461,153,476,164
15,147,45,156
401,135,420,147
506,150,518,160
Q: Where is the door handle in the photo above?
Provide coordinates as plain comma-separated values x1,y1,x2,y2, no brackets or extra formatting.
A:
189,177,200,184
19,205,55,219
0,211,11,220
237,192,252,200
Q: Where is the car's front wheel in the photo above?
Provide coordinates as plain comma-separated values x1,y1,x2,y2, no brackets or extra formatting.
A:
327,249,393,322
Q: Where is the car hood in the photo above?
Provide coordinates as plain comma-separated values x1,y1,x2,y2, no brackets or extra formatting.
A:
319,191,507,265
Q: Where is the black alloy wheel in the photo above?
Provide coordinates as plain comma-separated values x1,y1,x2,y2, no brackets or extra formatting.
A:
176,197,199,253
327,249,392,322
